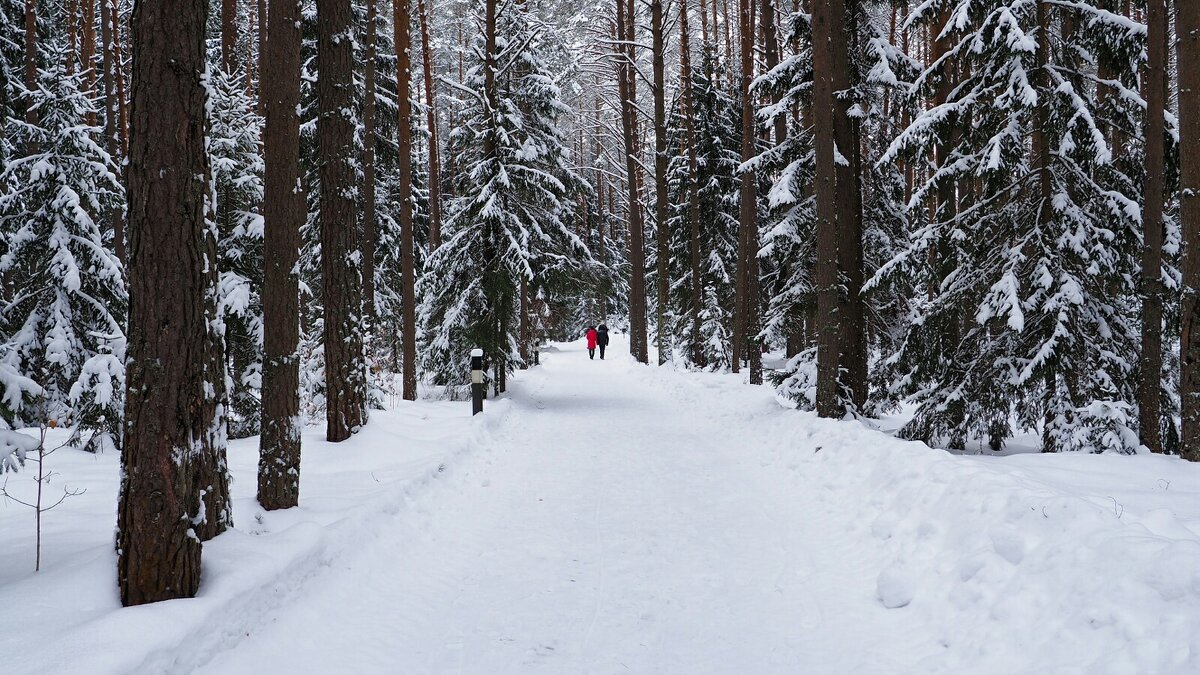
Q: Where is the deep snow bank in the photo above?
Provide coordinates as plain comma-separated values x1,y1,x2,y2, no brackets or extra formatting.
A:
0,398,511,675
630,360,1200,673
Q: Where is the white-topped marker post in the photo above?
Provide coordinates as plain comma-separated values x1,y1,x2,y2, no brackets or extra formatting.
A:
471,348,485,415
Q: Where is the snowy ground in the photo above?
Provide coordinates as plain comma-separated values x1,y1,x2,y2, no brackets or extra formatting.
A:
4,336,1200,673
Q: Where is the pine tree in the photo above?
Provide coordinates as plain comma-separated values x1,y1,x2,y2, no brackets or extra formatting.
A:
0,57,125,446
117,0,219,605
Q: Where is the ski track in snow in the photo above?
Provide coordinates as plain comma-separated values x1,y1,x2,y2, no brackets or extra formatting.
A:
189,341,942,674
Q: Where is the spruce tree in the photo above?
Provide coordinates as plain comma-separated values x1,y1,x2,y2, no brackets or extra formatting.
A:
419,0,586,396
0,58,125,445
875,1,1150,453
210,67,265,439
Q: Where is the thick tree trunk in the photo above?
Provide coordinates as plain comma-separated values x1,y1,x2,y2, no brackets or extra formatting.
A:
737,0,761,383
1139,0,1167,453
679,0,704,368
117,0,212,606
651,0,669,365
1179,0,1200,460
812,0,840,417
395,0,417,401
319,0,367,439
418,0,442,250
258,0,303,510
362,0,378,321
617,0,648,363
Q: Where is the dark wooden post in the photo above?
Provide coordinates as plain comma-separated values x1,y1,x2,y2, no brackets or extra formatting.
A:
471,349,484,415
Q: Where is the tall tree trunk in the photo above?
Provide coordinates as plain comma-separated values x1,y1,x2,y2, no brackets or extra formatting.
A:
112,0,129,160
1033,0,1058,451
395,0,417,401
737,0,761,383
812,0,840,417
222,0,238,73
761,0,785,146
67,0,77,75
106,0,127,262
1139,0,1167,453
1180,0,1200,460
834,1,863,407
617,0,648,363
651,0,669,364
258,0,303,510
319,0,367,439
99,0,121,256
362,0,378,321
81,0,97,125
23,0,36,144
117,0,213,606
418,0,442,250
679,0,704,368
257,0,267,113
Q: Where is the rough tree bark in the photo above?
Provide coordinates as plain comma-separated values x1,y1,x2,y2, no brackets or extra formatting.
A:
117,0,215,606
258,0,303,509
319,0,368,440
651,0,669,365
395,0,417,401
1139,0,1167,453
616,0,648,363
679,0,704,368
1179,0,1200,460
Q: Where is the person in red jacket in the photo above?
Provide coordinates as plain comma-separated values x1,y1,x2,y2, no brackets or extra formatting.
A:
585,325,598,359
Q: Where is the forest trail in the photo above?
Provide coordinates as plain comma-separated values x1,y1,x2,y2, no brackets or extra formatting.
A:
196,337,941,674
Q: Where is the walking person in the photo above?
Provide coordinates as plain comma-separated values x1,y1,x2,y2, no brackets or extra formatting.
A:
597,324,610,360
586,325,598,359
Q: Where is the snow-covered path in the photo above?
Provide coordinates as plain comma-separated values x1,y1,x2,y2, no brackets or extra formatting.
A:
198,340,937,674
9,337,1200,674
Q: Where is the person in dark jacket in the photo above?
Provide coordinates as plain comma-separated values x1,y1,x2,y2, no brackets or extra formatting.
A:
586,326,598,359
597,324,610,360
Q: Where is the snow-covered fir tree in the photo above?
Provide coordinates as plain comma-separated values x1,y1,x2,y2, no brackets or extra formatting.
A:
419,1,588,396
872,1,1154,453
0,57,125,446
209,67,265,438
664,47,742,370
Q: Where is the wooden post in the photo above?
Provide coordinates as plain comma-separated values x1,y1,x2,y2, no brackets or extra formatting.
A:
471,349,484,415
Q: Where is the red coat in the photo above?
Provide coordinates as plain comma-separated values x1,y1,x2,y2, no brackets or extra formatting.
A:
586,329,598,349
